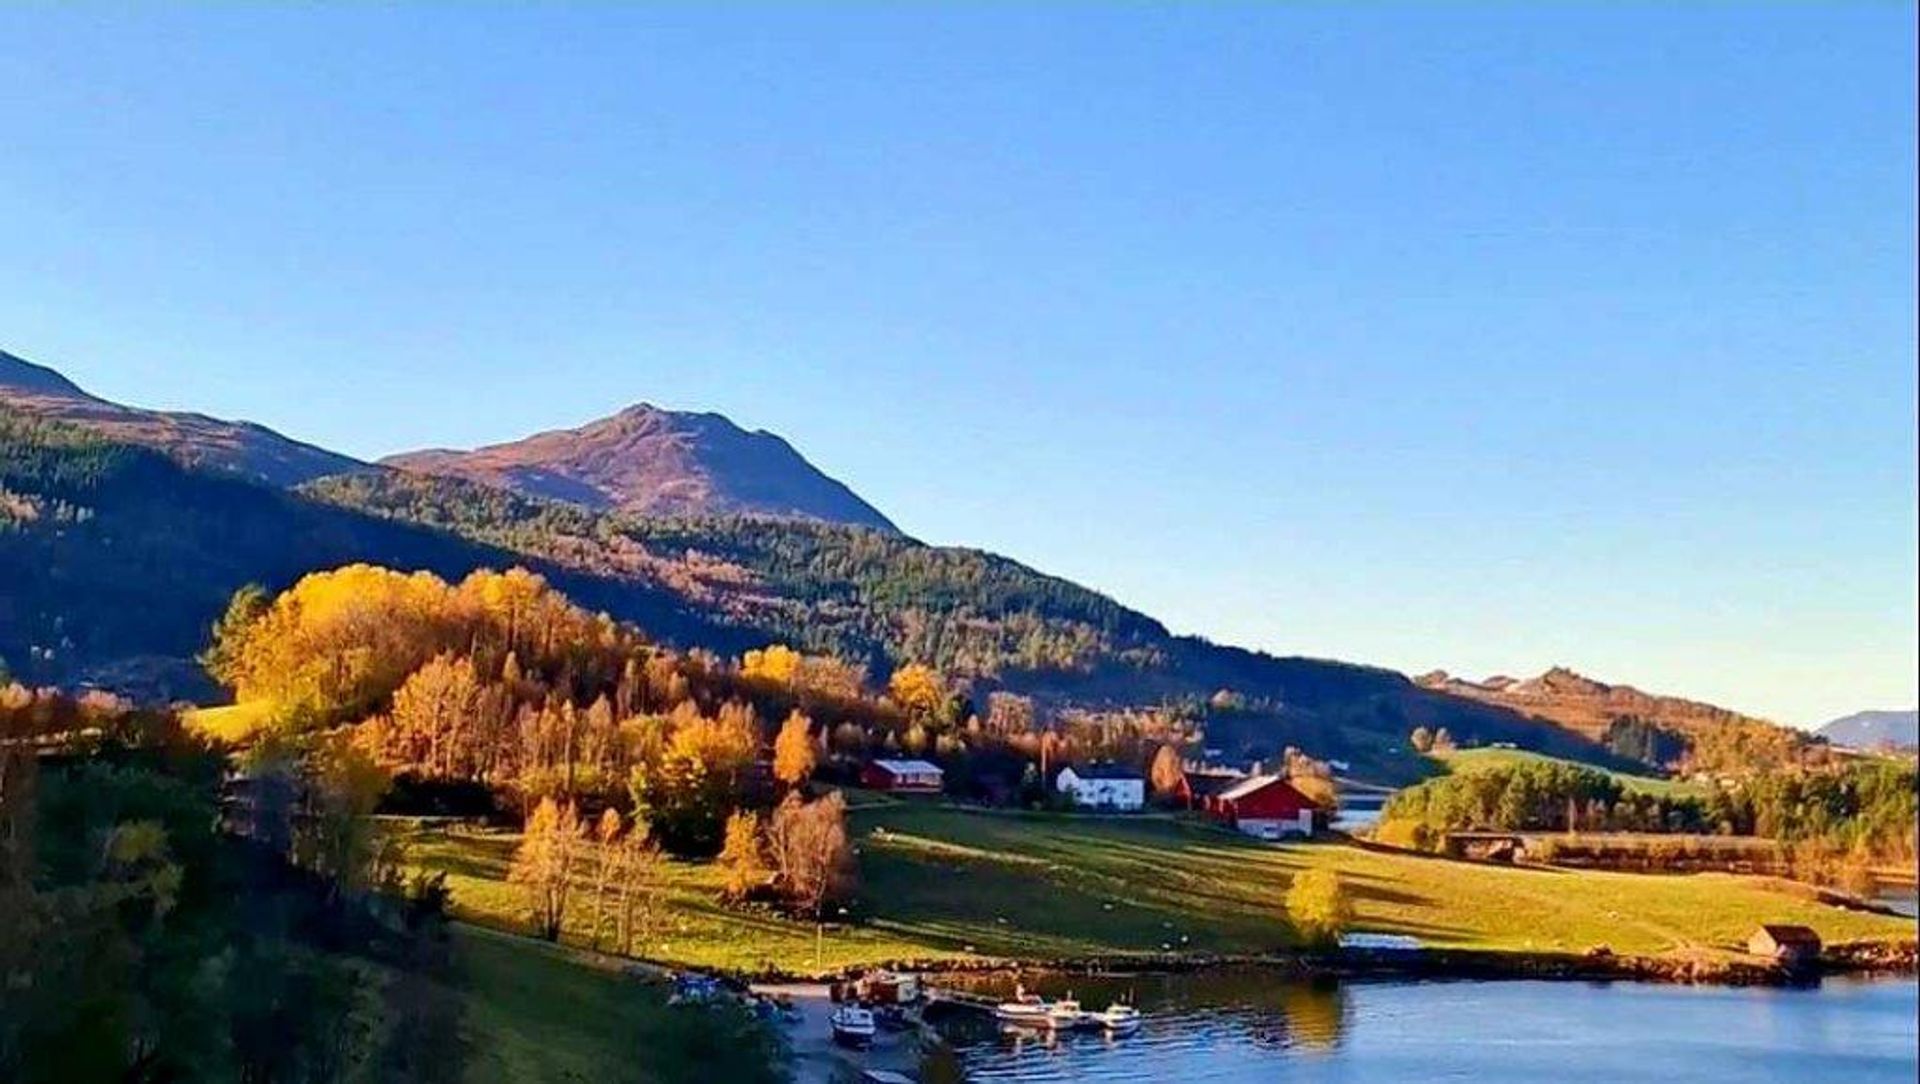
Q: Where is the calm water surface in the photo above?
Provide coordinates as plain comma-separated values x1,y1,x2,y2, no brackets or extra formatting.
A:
921,969,1918,1083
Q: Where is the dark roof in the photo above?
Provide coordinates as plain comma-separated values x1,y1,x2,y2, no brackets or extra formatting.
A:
1755,924,1822,946
1069,763,1145,781
1185,772,1245,797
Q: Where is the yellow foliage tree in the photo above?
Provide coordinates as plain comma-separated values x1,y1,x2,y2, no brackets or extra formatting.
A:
717,810,770,902
511,797,584,941
888,663,945,719
1285,868,1354,948
773,709,817,790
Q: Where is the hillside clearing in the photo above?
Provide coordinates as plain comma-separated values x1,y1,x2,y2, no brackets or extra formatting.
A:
400,800,1908,977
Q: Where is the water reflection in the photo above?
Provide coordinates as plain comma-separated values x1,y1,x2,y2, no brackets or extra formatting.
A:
923,970,1918,1083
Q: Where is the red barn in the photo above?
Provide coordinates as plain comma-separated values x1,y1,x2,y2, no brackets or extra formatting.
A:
861,758,944,794
1211,775,1320,839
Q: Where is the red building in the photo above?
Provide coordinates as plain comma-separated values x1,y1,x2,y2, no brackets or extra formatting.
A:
860,758,945,794
1209,775,1320,840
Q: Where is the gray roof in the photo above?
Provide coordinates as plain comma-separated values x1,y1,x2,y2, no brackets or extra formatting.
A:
871,758,942,775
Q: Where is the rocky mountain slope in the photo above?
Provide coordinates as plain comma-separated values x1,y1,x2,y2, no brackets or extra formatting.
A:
383,403,898,532
0,348,364,486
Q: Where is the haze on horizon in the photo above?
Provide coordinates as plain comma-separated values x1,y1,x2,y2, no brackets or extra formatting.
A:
2,5,1913,728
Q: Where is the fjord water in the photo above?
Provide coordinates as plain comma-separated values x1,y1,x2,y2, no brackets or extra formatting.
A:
923,971,1918,1082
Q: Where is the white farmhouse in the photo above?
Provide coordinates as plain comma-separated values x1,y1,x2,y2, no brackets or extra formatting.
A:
1055,763,1147,811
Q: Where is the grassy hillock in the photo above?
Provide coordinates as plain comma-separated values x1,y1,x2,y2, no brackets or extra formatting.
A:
1435,746,1706,798
401,798,1910,977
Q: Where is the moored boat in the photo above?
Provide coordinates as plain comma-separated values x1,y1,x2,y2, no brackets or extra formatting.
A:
1044,997,1087,1030
993,985,1051,1025
1091,1003,1142,1033
831,1005,878,1047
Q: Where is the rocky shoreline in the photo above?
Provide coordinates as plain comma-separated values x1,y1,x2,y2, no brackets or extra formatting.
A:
747,938,1918,989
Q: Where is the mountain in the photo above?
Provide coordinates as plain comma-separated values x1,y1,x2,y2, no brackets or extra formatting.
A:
1414,666,1809,770
383,403,899,532
0,348,365,486
1,348,1752,781
1818,710,1919,751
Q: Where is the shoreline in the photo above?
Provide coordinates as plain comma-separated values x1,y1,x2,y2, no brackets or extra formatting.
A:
729,938,1919,989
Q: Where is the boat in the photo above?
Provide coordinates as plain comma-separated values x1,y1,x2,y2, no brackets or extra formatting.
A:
993,986,1051,1025
830,1005,878,1048
1090,1003,1142,1033
1044,997,1087,1030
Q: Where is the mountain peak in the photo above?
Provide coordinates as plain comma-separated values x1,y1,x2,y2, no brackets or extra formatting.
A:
383,403,899,532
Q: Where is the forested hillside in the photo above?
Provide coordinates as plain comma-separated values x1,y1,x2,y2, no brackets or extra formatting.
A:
1,405,1730,781
0,412,740,699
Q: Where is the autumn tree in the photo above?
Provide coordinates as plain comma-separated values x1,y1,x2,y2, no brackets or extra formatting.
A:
614,816,663,955
888,663,945,720
200,582,269,691
767,791,854,919
384,653,484,779
511,797,584,941
628,702,759,855
1286,868,1353,948
773,709,817,791
1148,744,1187,804
588,808,624,949
717,810,771,902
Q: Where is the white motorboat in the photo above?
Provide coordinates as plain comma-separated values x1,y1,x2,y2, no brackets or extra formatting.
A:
830,1005,877,1047
993,986,1051,1025
1043,997,1087,1030
1091,1003,1142,1033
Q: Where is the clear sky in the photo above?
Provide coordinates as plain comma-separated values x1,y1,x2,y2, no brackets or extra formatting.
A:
2,5,1913,727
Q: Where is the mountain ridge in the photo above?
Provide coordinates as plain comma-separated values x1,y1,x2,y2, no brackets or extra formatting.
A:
0,347,366,487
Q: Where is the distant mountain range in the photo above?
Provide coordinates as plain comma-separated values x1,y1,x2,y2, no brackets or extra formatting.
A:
0,349,364,487
384,403,897,532
1818,710,1919,751
0,343,1810,780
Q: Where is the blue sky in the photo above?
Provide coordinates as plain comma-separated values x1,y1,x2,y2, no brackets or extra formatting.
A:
2,5,1913,726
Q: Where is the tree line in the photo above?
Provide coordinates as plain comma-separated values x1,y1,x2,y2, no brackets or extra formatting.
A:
1378,757,1918,873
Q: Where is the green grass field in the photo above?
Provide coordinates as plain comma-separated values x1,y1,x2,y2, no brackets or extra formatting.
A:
1434,746,1707,798
401,797,1909,977
445,925,779,1084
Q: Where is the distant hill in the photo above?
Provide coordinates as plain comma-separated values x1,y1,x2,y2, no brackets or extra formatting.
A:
383,402,899,532
0,348,365,486
1818,710,1919,751
1414,666,1810,771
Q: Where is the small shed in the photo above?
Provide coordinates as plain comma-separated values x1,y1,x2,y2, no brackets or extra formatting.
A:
861,758,944,794
1747,924,1822,965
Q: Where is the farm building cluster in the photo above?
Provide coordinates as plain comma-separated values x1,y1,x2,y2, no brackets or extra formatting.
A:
860,755,1326,838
